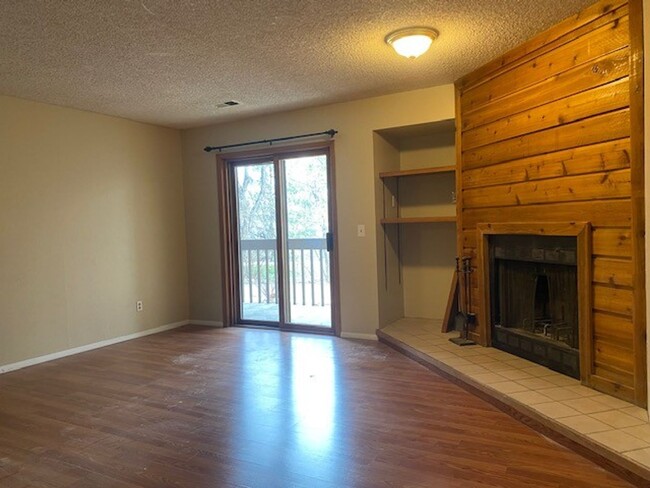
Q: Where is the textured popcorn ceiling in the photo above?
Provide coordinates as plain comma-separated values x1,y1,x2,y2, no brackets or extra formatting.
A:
0,0,595,128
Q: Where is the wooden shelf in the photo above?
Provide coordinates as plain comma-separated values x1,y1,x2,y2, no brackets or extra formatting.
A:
379,165,455,179
380,216,456,224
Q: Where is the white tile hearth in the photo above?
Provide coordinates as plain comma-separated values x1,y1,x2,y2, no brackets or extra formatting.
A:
378,318,650,476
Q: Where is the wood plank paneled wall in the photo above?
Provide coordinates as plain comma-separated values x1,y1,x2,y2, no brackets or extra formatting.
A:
455,0,646,406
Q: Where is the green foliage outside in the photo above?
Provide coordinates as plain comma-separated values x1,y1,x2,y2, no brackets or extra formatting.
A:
236,156,328,240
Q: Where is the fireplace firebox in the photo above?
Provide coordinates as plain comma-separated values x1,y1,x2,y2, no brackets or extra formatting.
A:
489,234,580,378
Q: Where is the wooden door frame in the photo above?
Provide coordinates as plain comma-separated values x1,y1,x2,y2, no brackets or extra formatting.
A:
215,141,341,336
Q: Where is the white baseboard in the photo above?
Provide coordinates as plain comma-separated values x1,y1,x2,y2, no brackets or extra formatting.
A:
189,320,223,327
0,319,190,375
340,332,378,341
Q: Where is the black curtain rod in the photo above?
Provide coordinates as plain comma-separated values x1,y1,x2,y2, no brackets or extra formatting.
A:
203,129,338,153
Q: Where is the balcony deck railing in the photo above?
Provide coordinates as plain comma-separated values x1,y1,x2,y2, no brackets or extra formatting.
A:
239,238,330,307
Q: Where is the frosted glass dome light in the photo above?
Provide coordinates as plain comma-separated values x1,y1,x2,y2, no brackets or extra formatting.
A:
385,27,438,59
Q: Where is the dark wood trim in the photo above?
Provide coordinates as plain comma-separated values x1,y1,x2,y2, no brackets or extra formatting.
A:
476,222,593,385
628,0,647,408
376,330,650,488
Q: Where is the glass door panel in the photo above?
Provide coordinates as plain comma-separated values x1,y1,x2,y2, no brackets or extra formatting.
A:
282,155,332,327
235,162,280,323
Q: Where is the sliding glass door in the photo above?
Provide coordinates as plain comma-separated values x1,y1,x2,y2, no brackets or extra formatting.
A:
229,147,336,333
282,154,331,327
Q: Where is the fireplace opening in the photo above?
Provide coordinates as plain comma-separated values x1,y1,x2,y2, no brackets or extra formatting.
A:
490,234,580,378
534,274,549,322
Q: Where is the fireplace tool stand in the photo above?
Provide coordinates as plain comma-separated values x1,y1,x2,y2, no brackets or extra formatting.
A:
450,256,476,346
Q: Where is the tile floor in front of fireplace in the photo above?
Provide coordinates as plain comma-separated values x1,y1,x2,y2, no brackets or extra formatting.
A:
379,318,650,472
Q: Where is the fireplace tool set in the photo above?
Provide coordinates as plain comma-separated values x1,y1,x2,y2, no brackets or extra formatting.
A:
450,256,476,346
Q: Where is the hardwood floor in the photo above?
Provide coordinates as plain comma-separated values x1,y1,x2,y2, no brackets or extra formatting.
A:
0,326,637,487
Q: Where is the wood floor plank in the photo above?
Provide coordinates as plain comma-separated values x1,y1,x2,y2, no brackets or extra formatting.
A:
0,326,636,487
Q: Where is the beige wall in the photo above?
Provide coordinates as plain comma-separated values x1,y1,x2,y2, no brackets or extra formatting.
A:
182,85,455,336
399,134,455,320
0,96,189,366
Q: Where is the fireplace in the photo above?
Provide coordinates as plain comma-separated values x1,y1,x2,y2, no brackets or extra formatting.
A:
489,234,580,378
476,222,591,384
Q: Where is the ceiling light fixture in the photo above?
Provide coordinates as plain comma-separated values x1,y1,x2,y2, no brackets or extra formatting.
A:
385,27,438,59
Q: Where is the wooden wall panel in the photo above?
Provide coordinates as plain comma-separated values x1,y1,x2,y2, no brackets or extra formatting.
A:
594,284,634,316
463,109,630,169
463,78,630,151
592,228,632,256
461,15,630,112
455,0,645,406
463,139,631,189
463,170,631,208
594,312,634,343
461,48,631,132
593,258,633,287
463,200,631,228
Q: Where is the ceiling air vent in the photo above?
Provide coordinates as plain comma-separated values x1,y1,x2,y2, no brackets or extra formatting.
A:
216,100,240,109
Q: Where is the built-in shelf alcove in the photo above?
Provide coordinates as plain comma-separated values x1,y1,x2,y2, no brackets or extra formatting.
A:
373,119,457,328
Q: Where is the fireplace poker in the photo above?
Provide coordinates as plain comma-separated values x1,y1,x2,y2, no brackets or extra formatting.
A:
465,256,477,327
450,256,476,346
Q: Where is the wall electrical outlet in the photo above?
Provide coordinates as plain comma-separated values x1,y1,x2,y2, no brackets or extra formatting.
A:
136,300,143,312
451,191,457,203
357,224,366,238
